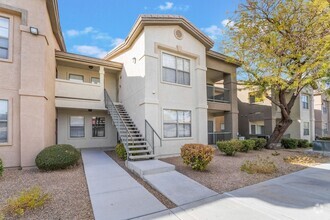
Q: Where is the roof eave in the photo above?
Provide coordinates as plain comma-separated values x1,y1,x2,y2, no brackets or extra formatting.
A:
207,50,242,67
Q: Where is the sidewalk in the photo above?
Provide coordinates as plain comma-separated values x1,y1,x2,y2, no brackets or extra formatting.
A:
81,150,167,220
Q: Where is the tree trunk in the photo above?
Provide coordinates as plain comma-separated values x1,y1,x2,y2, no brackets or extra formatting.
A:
267,117,293,148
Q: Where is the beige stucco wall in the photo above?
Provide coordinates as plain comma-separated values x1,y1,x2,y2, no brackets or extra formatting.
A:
57,109,117,148
0,1,60,167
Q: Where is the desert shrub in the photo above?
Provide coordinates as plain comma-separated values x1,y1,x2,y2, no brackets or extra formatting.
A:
283,155,316,166
318,136,330,140
35,144,80,171
3,186,50,217
241,157,278,174
297,139,310,148
217,139,243,156
240,139,255,153
281,138,298,149
0,158,3,177
251,138,267,150
115,143,127,160
181,144,215,171
271,151,280,156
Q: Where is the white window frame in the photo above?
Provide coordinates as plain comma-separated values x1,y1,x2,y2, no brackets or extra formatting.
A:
303,122,310,136
0,99,10,145
301,95,309,109
249,121,265,135
69,116,85,138
163,109,192,139
161,52,191,87
91,77,100,85
68,74,84,83
0,13,13,63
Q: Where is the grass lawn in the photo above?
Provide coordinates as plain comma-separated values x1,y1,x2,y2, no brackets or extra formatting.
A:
161,148,330,193
0,162,93,220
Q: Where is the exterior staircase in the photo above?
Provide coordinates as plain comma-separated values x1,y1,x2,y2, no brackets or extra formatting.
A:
104,90,156,160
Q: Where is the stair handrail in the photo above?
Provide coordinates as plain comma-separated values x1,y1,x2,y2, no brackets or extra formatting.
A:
145,119,162,154
104,90,133,159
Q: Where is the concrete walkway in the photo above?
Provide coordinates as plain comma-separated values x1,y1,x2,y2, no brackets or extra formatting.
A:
82,150,330,220
81,150,167,220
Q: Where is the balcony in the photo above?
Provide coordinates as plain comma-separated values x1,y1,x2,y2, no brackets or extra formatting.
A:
208,132,232,144
207,85,231,111
55,79,105,109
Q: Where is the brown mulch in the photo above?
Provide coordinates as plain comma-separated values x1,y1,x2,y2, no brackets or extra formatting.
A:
161,149,330,193
0,162,94,220
105,151,177,209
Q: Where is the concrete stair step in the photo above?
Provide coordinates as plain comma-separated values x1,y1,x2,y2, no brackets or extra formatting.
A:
128,154,155,160
128,149,151,154
126,160,175,178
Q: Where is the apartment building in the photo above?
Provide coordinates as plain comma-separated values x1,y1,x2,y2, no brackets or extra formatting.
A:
237,85,315,142
0,1,239,167
314,92,330,137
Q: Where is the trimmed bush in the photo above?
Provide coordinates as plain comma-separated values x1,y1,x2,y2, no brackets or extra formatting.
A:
240,139,255,153
3,186,50,217
241,156,278,174
181,144,215,171
251,138,267,150
217,139,243,156
35,144,80,171
281,138,298,149
0,158,3,177
297,139,310,148
115,143,127,160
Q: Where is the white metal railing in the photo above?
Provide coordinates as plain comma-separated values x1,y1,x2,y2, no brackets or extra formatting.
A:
104,90,133,160
145,120,162,154
208,132,232,144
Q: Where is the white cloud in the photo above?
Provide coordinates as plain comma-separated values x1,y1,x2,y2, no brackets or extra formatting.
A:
66,26,95,37
221,19,235,28
73,45,108,58
158,2,174,10
110,38,124,47
202,25,222,40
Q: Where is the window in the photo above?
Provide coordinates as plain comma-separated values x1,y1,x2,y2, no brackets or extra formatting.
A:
323,102,327,114
70,116,85,138
303,122,309,136
250,121,265,135
162,53,190,86
249,92,265,104
163,110,191,138
92,117,105,137
91,77,100,84
0,100,8,143
69,74,84,83
302,95,309,109
324,123,328,134
0,16,9,59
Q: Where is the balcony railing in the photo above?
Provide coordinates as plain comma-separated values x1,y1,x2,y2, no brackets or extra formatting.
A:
208,132,232,144
207,85,230,103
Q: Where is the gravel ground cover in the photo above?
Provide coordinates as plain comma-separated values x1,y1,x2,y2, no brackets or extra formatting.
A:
0,163,94,220
106,151,177,209
161,149,330,193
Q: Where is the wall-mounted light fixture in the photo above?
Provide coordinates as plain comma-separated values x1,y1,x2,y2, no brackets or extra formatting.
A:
132,57,136,64
30,27,39,35
88,65,94,69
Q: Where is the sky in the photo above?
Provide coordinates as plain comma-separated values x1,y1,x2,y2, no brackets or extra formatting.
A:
58,0,243,58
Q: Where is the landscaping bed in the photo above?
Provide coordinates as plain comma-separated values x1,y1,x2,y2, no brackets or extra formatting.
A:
0,163,93,220
161,149,330,193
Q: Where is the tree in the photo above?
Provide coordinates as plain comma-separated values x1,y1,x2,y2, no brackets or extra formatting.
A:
224,0,330,146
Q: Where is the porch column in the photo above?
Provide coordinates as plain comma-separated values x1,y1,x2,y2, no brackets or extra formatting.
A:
99,66,105,103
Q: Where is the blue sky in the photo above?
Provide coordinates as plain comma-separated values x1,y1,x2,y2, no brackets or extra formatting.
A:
58,0,242,58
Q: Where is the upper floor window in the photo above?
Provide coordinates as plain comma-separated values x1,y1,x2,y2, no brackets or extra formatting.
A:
0,100,8,143
162,53,190,86
249,92,265,104
91,77,100,85
69,74,84,83
0,16,9,60
323,102,327,114
301,95,309,109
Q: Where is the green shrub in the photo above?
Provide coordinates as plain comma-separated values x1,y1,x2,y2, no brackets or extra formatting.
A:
217,139,243,156
281,138,298,149
251,138,267,150
35,144,80,171
0,158,3,177
297,139,310,148
3,186,50,217
115,143,127,160
181,144,215,171
241,156,278,174
240,140,255,153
